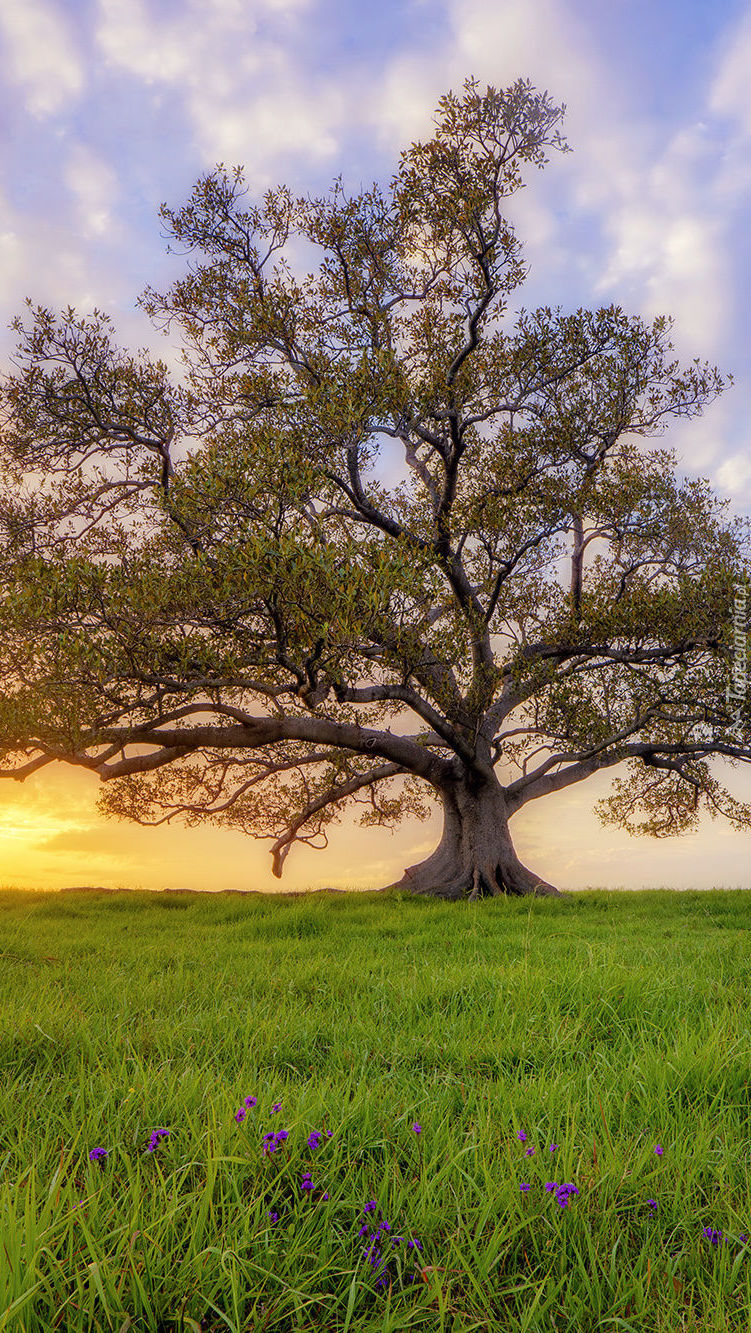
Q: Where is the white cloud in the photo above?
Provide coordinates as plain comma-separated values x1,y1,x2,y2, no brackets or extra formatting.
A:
63,144,121,239
668,395,737,476
0,170,181,386
0,0,84,116
96,0,198,85
596,203,728,353
589,111,734,356
94,0,340,186
475,2,743,360
190,77,345,179
709,4,751,136
716,450,751,496
360,54,454,155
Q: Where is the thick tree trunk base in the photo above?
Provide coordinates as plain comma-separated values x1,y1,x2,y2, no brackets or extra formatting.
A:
373,772,571,900
377,857,566,899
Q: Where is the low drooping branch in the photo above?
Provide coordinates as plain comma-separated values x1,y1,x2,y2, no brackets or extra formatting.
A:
270,759,403,876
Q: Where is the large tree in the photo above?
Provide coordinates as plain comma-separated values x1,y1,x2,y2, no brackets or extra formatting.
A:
1,77,750,900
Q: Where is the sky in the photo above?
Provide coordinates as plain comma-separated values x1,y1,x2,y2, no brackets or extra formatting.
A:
1,0,751,894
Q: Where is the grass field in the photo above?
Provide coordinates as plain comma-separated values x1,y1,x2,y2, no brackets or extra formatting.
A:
1,885,750,1332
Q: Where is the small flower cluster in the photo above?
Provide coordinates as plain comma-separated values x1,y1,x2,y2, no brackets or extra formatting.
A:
702,1227,749,1249
355,1200,423,1291
89,1128,171,1160
518,1131,557,1155
262,1128,289,1155
517,1131,576,1208
307,1128,333,1150
703,1226,726,1247
545,1181,580,1210
234,1095,257,1123
146,1128,170,1154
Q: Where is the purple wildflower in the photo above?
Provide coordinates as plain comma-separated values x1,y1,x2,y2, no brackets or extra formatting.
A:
407,1239,423,1252
549,1143,558,1153
520,1182,531,1192
545,1182,558,1193
146,1128,170,1153
244,1096,257,1108
517,1131,527,1143
647,1199,658,1212
88,1147,108,1162
307,1130,323,1150
301,1173,314,1192
412,1123,421,1134
525,1147,535,1156
654,1144,663,1156
262,1127,289,1155
321,1193,329,1201
268,1210,278,1224
271,1102,281,1114
363,1201,378,1214
555,1183,579,1210
234,1107,247,1123
703,1226,723,1246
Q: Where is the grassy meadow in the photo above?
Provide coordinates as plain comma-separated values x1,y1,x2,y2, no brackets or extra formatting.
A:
0,884,750,1332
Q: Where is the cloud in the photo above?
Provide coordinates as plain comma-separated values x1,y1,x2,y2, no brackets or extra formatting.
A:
361,0,749,370
0,0,84,117
0,206,124,340
94,0,343,187
37,826,150,856
63,144,121,240
591,121,733,356
716,449,751,497
709,4,751,137
0,792,97,847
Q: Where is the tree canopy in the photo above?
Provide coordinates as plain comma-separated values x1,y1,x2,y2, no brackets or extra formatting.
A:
1,76,750,899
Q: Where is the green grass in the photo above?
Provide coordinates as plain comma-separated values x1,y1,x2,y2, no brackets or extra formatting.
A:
1,885,750,1332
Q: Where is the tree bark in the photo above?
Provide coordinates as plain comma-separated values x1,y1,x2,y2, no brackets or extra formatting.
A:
377,771,569,899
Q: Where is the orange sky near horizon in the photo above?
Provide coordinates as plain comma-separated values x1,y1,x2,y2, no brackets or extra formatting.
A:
3,749,751,895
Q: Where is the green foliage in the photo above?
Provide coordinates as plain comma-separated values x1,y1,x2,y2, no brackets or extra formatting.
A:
1,887,750,1330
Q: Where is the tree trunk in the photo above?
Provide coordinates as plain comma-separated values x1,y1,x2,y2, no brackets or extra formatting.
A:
378,771,568,899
